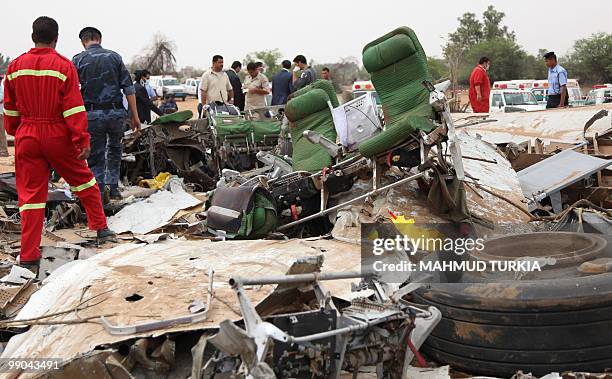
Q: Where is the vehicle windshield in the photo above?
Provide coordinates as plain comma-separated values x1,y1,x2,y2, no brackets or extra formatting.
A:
504,92,538,106
163,79,179,86
354,91,381,105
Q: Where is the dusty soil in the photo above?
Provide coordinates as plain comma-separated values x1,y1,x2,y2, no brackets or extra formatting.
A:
0,147,15,174
176,97,200,118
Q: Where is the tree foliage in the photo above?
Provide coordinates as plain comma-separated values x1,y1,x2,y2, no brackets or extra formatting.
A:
448,12,483,49
427,57,449,82
244,49,283,79
131,34,177,75
178,66,205,81
460,39,527,84
444,5,519,87
313,56,362,92
564,33,612,84
482,5,515,41
0,53,10,75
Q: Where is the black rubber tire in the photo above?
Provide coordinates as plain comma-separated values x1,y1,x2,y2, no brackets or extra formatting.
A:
413,271,612,377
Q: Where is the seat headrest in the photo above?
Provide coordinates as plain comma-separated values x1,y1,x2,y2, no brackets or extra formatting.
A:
362,27,421,73
285,88,330,122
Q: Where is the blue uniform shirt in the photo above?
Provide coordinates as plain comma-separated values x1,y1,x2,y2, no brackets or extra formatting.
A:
547,64,568,95
73,44,135,120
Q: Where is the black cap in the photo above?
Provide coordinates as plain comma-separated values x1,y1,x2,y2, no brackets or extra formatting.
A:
78,26,102,40
543,51,556,59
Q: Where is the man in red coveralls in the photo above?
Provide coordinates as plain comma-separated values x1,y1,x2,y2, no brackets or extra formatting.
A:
3,16,116,275
468,57,491,113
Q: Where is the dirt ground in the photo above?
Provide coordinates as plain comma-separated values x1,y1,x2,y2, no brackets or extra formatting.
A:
0,147,15,174
176,96,200,118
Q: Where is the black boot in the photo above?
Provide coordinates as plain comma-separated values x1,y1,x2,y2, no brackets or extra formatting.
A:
17,258,40,277
102,186,110,205
109,184,122,201
97,228,118,244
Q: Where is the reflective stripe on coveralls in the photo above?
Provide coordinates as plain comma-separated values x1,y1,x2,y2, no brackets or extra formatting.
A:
7,69,67,82
5,47,109,263
19,203,46,212
3,109,20,117
62,105,86,118
70,177,96,192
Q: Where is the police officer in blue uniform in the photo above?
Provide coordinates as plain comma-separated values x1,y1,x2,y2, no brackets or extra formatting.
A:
73,27,140,202
544,51,569,109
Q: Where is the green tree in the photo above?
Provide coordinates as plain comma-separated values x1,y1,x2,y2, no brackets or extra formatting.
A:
313,56,361,92
523,53,548,80
244,49,283,79
460,38,529,84
482,5,515,41
564,33,612,84
444,5,516,89
427,57,449,82
0,53,10,74
448,12,484,49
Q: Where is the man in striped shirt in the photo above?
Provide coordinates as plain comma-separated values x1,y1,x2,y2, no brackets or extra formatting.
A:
3,16,115,274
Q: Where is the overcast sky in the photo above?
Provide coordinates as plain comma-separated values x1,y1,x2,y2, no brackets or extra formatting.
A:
2,0,610,69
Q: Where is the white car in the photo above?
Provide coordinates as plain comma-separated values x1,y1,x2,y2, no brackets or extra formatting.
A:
149,75,186,101
489,89,545,113
184,78,200,98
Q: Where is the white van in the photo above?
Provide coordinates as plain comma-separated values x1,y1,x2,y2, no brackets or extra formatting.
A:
493,79,583,106
148,75,186,101
530,79,583,106
489,88,545,113
585,84,612,105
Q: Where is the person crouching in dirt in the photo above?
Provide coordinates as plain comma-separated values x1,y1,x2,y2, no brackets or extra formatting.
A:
159,94,179,114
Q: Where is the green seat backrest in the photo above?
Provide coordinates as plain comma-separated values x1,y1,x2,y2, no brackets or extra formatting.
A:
286,88,337,172
291,79,339,108
362,26,432,125
358,26,436,157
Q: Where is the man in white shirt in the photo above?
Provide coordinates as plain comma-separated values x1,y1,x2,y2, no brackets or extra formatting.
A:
199,55,233,105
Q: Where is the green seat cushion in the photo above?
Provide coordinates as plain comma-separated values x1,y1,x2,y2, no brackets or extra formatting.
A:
215,117,281,143
358,103,436,157
151,110,193,125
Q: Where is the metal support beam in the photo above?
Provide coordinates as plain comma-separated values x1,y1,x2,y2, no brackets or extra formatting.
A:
277,171,426,231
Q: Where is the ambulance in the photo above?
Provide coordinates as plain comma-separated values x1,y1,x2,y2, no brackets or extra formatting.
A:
493,79,583,106
352,80,381,105
489,81,545,113
585,84,612,105
530,79,583,106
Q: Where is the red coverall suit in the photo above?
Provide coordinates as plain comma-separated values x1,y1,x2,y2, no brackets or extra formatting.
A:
3,47,108,263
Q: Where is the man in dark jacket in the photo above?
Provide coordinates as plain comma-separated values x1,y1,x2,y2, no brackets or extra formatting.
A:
225,61,244,111
292,54,316,90
73,26,139,201
271,60,293,105
134,70,162,124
